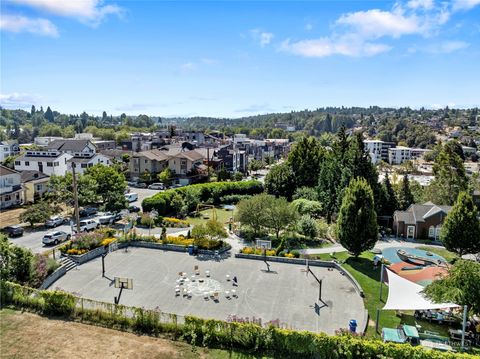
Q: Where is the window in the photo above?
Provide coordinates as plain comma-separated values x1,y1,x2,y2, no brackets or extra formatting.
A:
14,161,20,166
81,164,88,168
5,195,11,201
25,161,30,166
428,226,435,238
54,162,59,166
36,184,42,191
47,162,53,167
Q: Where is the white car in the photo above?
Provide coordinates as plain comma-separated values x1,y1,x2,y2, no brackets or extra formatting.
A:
45,215,66,228
74,219,99,232
98,212,122,225
148,183,165,190
42,231,71,245
125,193,138,202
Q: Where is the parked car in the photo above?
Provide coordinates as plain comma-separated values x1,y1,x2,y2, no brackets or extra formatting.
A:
45,215,66,228
74,219,99,232
148,182,165,190
1,225,24,237
79,207,98,217
132,182,147,188
98,212,122,225
125,193,138,202
42,231,71,245
128,205,141,213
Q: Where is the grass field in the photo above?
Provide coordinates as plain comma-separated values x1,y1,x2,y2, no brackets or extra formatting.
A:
186,208,235,227
0,309,269,359
310,251,456,338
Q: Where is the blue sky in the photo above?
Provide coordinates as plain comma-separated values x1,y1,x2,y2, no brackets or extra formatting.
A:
1,0,479,118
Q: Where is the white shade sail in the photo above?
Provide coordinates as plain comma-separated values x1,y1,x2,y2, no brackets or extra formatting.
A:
382,268,460,311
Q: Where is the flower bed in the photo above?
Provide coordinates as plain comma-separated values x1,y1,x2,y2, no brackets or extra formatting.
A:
126,233,225,251
59,232,117,255
163,217,189,228
240,246,299,258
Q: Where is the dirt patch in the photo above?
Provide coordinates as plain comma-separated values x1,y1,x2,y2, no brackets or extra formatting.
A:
0,310,205,359
0,208,25,227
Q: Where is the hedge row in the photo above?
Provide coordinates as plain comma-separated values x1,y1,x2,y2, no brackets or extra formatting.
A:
142,180,264,215
1,281,474,359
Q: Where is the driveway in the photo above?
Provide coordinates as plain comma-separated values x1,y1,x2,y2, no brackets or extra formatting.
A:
126,187,158,209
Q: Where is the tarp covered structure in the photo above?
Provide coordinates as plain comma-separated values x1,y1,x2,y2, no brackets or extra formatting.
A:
382,268,460,310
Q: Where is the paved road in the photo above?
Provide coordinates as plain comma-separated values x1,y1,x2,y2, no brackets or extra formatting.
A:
8,223,74,254
126,187,158,209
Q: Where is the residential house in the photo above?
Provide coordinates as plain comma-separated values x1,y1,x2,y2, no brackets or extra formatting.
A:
0,165,22,209
168,150,206,176
20,171,49,203
93,140,116,150
0,140,20,162
129,149,170,179
47,139,97,155
34,136,64,147
67,153,112,174
393,202,451,240
214,145,248,173
14,150,72,176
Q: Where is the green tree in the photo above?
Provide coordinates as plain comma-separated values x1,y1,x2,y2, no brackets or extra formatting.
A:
248,159,263,174
423,260,480,314
158,167,174,186
293,186,318,201
317,153,341,223
236,194,268,236
171,193,186,217
217,166,231,181
84,164,127,211
264,162,296,200
287,136,323,188
44,106,54,122
233,172,243,181
440,192,480,256
337,178,378,257
20,201,57,227
396,174,415,210
263,195,298,239
297,215,318,240
380,175,398,216
427,144,468,205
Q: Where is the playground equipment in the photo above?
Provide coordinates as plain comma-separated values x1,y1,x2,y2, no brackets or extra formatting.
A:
196,203,217,221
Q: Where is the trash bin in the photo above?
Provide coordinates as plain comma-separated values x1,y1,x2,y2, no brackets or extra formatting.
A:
188,245,194,255
349,319,357,333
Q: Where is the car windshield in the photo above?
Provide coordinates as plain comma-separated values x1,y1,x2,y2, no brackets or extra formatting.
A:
44,235,52,239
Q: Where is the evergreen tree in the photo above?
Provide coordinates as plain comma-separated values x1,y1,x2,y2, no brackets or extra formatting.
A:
44,106,54,122
427,144,468,205
30,105,36,115
317,153,341,223
441,192,480,256
397,174,415,210
102,111,108,121
381,175,398,216
287,136,323,188
337,178,378,257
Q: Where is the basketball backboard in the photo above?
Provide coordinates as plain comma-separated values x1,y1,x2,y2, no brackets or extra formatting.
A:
114,277,133,289
256,239,272,249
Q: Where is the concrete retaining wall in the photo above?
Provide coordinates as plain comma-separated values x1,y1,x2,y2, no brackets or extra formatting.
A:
69,246,106,264
234,253,364,298
40,265,67,289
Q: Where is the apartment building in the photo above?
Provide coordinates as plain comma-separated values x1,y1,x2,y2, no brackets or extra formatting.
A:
0,140,20,162
14,150,72,176
364,140,396,164
0,165,22,209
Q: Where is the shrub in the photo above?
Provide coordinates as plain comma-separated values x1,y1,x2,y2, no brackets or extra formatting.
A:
163,217,189,228
241,247,254,254
292,199,323,218
163,236,193,246
140,213,156,227
59,231,109,254
290,250,300,258
142,180,264,214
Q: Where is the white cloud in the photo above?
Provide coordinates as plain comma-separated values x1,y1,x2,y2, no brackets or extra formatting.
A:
281,35,391,58
305,23,313,31
9,0,124,26
0,92,42,108
336,8,423,38
407,0,434,10
0,14,58,37
429,40,469,53
179,62,196,72
452,0,480,11
250,29,274,47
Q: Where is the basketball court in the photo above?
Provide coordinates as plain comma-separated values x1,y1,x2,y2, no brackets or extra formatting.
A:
51,247,366,334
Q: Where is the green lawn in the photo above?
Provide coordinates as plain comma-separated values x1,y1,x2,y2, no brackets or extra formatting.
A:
309,252,456,338
186,208,235,227
416,246,459,263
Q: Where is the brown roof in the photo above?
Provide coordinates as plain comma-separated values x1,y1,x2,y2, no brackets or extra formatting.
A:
47,139,95,152
0,165,19,176
175,150,205,162
20,170,49,182
133,149,170,162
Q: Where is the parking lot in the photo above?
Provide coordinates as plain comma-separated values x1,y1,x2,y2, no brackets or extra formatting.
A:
52,247,366,334
4,187,159,254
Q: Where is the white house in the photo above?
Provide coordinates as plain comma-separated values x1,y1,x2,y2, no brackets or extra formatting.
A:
0,165,23,209
47,139,97,155
14,150,72,176
0,140,20,162
67,153,112,174
388,147,432,165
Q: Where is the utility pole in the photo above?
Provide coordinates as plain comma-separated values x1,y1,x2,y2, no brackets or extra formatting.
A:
72,163,80,233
